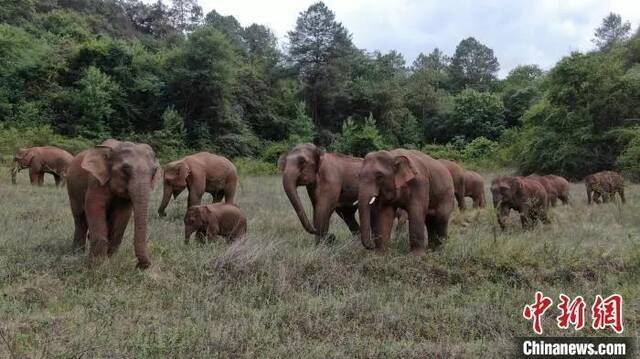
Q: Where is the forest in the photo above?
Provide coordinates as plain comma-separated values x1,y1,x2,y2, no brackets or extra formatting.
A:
1,0,640,179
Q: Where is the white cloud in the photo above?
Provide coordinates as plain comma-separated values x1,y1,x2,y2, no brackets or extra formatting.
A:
163,0,640,77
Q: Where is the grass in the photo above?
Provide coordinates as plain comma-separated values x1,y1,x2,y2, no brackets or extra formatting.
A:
1,168,639,358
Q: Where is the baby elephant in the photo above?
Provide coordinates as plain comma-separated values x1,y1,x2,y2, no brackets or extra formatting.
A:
491,176,549,230
184,203,247,244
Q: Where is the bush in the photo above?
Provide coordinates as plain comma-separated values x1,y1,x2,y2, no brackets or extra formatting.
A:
234,157,278,176
616,127,640,182
421,143,463,161
261,141,291,165
334,115,385,157
462,136,497,161
0,124,93,156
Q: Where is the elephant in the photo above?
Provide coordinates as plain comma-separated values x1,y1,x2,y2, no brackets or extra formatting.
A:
158,152,238,217
66,139,160,269
184,203,247,244
278,143,362,243
358,149,455,256
585,171,625,204
11,146,74,186
438,159,466,211
463,170,486,208
491,176,549,230
527,174,559,206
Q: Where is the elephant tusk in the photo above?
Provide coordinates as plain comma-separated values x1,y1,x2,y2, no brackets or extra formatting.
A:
352,200,358,206
369,196,376,205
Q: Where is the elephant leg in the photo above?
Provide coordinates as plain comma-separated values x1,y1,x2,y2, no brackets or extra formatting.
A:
85,189,111,262
456,190,466,212
335,206,359,235
107,201,133,256
426,213,448,250
374,205,395,252
313,187,339,244
72,212,88,251
224,178,237,204
407,206,427,256
187,184,205,208
29,167,39,185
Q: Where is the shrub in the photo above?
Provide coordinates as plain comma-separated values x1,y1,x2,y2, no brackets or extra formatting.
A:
421,143,463,161
462,136,497,161
616,127,640,182
234,157,278,176
334,115,385,157
261,141,291,166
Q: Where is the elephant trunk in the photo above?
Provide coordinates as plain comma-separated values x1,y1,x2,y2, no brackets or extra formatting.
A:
184,226,195,244
283,168,316,234
158,183,172,216
358,189,376,250
131,181,152,269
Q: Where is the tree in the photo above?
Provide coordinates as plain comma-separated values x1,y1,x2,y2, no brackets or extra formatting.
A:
169,0,202,32
71,66,120,138
500,65,544,127
288,2,353,126
334,114,385,157
450,37,499,91
450,89,505,141
593,13,631,51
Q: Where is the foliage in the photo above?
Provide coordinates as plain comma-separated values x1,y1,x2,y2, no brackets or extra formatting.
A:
615,127,640,182
450,89,505,142
0,124,92,155
462,136,497,161
421,143,463,161
334,115,385,157
593,12,632,51
449,37,499,92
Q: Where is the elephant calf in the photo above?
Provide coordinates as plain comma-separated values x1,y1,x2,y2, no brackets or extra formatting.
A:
527,174,570,206
184,203,247,244
491,176,549,230
585,171,625,204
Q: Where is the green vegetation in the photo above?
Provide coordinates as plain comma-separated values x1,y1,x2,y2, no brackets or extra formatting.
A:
1,169,638,357
2,1,638,178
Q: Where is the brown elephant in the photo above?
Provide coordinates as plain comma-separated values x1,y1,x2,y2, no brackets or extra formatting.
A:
278,143,362,243
358,149,454,256
11,146,73,186
463,170,486,208
184,203,247,244
438,159,466,211
545,175,570,205
158,152,238,217
585,171,625,204
66,139,160,269
491,176,549,230
527,174,559,206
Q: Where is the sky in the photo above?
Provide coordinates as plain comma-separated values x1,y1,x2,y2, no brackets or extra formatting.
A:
178,0,640,78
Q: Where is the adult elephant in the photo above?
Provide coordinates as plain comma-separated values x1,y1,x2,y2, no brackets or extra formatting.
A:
585,171,625,204
528,174,570,206
438,159,466,211
491,176,549,230
157,152,238,217
67,139,160,269
463,170,486,208
358,149,454,256
278,143,362,243
11,146,73,186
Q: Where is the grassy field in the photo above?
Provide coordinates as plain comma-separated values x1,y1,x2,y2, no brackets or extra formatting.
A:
1,168,638,358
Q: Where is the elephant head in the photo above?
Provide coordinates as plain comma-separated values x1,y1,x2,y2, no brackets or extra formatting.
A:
11,148,34,184
183,205,209,243
81,139,160,267
490,176,524,209
278,143,324,234
13,148,34,168
357,151,417,249
158,160,189,216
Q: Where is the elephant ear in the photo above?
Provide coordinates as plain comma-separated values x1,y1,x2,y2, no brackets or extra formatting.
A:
394,155,417,189
510,177,525,198
277,153,287,172
81,148,112,186
151,160,162,190
20,149,35,165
